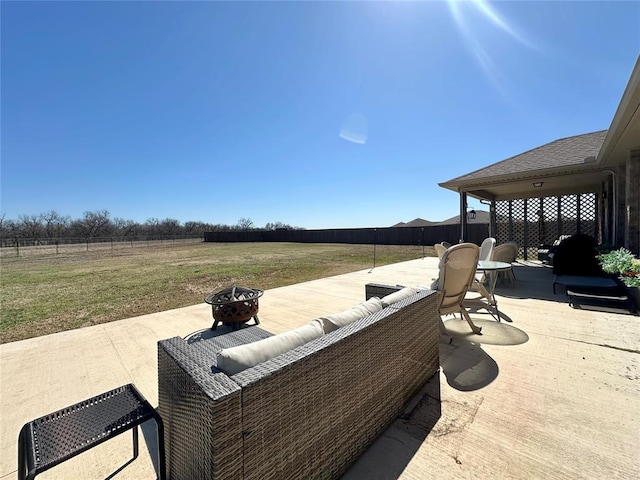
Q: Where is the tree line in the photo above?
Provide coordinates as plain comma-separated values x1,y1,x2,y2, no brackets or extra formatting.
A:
0,210,303,240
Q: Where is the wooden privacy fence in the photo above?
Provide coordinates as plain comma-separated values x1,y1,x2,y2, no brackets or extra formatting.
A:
204,224,489,246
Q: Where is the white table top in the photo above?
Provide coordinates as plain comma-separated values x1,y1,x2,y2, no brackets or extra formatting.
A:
477,261,512,271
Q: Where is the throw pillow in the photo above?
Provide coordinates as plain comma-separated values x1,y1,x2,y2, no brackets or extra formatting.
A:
217,319,324,376
319,297,384,333
380,286,420,307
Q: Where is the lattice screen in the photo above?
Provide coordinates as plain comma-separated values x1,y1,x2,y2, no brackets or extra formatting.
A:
494,192,598,260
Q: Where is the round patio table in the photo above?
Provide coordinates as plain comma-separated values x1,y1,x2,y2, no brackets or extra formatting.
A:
474,260,513,322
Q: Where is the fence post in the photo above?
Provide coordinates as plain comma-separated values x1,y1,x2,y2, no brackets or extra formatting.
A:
15,238,19,257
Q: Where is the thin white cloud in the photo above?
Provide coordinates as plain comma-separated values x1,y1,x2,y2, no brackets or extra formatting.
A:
339,113,368,145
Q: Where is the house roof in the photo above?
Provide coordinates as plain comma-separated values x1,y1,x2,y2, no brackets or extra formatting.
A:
438,130,610,200
441,130,607,185
391,213,489,227
391,218,435,228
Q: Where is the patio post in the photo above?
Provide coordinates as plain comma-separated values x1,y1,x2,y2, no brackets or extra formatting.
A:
460,192,468,243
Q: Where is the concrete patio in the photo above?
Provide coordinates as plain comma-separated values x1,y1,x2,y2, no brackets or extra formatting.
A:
1,257,639,479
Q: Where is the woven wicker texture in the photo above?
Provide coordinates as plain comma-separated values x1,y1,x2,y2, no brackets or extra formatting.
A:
159,327,273,480
236,290,438,480
158,291,440,480
19,384,163,480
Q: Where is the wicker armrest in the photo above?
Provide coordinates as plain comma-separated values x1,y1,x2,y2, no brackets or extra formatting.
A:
158,337,243,479
159,337,241,399
158,326,275,479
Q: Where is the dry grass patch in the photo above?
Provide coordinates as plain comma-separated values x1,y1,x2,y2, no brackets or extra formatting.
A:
1,242,432,343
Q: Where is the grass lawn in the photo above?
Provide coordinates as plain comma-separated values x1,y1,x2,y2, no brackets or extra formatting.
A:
1,242,433,343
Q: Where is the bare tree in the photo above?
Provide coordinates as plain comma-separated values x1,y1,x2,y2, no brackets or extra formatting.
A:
0,213,19,239
113,217,139,238
18,214,44,239
41,210,70,239
73,210,112,238
185,221,209,236
237,217,254,230
144,217,161,237
1,209,256,240
159,218,181,236
2,219,19,238
265,221,295,230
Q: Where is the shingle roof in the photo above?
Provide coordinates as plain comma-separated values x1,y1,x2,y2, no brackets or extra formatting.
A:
391,218,435,227
441,130,607,185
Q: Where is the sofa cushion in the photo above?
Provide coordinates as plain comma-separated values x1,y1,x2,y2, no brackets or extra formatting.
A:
319,297,384,333
380,286,420,307
217,320,324,376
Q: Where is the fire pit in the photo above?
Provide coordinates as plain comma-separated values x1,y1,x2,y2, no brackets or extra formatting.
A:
204,286,263,330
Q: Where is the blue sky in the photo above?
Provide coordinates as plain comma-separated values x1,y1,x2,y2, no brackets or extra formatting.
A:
1,1,638,229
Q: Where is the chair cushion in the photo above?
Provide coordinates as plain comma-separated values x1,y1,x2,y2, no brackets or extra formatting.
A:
319,297,384,333
217,320,324,375
380,286,420,307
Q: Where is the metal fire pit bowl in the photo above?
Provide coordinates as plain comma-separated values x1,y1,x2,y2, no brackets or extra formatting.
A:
205,286,263,330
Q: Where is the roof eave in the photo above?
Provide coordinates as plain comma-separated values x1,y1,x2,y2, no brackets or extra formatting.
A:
439,163,604,193
597,55,640,165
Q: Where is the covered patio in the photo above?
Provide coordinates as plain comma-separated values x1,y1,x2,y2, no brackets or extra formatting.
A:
441,56,640,258
2,257,638,479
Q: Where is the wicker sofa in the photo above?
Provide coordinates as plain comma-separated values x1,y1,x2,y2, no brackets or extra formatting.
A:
157,285,440,480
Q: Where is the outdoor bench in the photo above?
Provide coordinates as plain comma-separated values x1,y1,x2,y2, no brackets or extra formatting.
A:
157,285,441,480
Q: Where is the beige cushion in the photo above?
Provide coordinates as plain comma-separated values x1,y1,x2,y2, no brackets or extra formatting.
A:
217,320,324,375
319,297,384,333
380,286,420,307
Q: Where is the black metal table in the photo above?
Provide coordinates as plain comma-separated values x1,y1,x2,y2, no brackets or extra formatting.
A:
18,383,165,480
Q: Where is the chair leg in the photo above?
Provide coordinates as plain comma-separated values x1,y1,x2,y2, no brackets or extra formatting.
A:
438,317,453,344
477,283,494,304
438,317,447,334
18,425,27,480
154,417,166,480
461,309,482,334
132,425,139,460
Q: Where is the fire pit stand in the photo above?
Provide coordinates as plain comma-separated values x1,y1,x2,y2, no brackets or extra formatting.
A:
204,286,263,330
